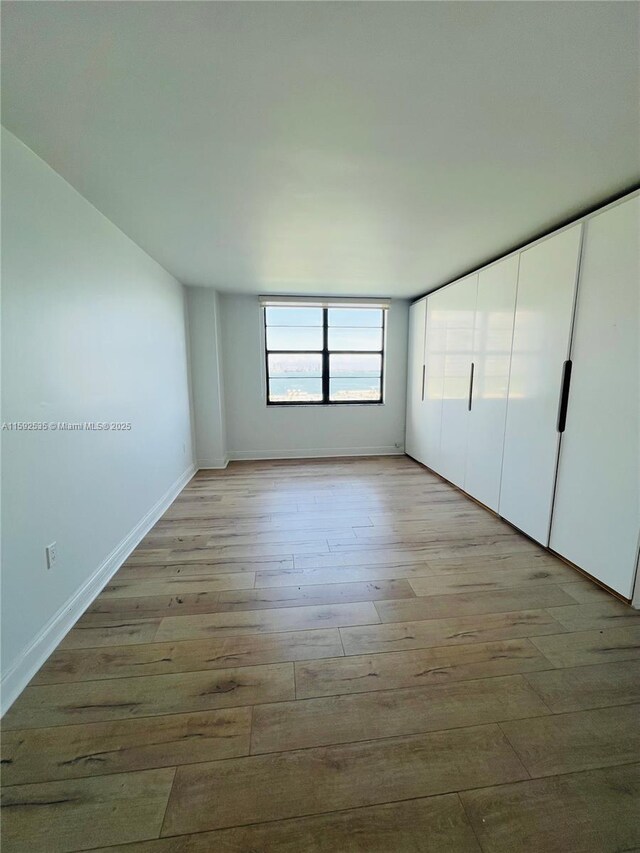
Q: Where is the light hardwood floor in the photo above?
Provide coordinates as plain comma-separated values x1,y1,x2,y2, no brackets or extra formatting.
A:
2,456,639,852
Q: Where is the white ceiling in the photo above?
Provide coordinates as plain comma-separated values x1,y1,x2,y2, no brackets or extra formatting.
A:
2,2,639,298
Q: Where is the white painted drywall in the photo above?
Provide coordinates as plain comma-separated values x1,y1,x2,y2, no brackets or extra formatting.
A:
219,294,408,459
186,287,227,468
1,129,194,709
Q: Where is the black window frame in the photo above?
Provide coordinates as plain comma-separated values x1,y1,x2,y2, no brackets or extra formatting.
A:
264,306,386,406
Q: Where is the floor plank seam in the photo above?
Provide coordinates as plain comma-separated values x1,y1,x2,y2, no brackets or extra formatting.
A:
153,761,640,843
519,671,563,714
17,649,603,703
63,594,613,641
154,788,508,841
143,790,465,845
248,704,255,757
337,627,347,657
496,721,532,779
157,765,178,843
456,791,486,853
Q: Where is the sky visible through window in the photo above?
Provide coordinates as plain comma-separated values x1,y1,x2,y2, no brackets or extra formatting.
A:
265,306,384,403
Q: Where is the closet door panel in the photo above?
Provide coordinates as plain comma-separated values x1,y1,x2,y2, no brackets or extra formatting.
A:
464,255,519,511
405,298,427,463
437,274,478,487
499,224,582,544
423,291,447,471
550,197,640,597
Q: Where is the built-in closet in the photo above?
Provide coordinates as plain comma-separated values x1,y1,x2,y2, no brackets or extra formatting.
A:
406,192,639,600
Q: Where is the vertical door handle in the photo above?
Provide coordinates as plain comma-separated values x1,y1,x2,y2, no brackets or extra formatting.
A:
421,364,426,401
557,360,572,432
468,362,475,411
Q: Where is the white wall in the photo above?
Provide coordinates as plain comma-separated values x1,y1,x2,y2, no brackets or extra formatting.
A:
186,287,227,468
1,129,195,711
219,294,409,459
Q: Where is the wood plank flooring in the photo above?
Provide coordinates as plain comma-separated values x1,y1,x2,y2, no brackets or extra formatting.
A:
2,456,639,852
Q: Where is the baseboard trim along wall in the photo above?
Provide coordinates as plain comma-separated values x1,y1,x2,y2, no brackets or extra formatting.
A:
0,463,197,715
197,457,230,470
227,446,405,461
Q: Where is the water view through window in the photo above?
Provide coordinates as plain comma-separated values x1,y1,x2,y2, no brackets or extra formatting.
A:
264,306,385,404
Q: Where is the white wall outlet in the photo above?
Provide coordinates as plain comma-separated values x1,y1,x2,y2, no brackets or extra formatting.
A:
46,542,57,570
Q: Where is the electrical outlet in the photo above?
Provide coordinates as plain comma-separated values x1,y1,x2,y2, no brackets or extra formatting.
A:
46,542,57,570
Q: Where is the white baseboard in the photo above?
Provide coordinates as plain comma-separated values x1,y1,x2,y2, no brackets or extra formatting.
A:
197,457,229,469
227,446,404,461
1,464,196,716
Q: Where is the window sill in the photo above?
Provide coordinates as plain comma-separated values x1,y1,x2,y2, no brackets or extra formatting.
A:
266,402,385,408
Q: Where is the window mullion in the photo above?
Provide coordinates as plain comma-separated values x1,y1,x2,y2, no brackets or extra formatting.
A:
322,307,329,404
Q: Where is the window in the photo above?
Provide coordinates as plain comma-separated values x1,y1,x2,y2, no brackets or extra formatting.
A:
263,302,387,405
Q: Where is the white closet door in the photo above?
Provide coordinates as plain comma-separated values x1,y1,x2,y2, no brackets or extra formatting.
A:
423,291,446,471
464,255,519,511
437,274,478,488
405,298,427,463
550,197,640,597
499,224,582,544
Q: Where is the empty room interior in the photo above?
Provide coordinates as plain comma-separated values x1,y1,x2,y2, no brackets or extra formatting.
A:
1,2,640,851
